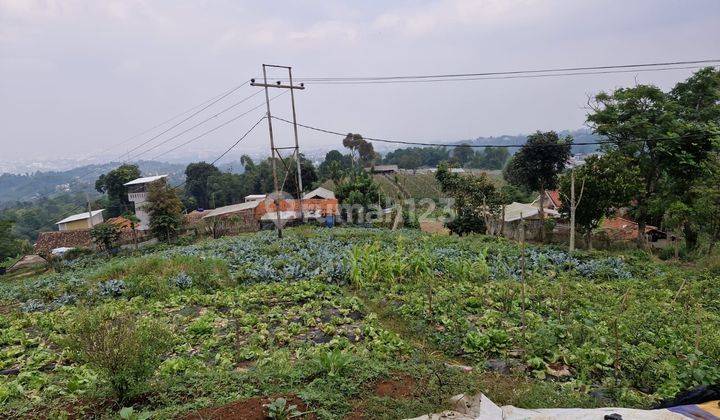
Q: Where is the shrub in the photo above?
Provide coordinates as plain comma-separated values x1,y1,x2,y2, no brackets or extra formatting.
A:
63,307,173,401
63,248,93,261
91,223,122,253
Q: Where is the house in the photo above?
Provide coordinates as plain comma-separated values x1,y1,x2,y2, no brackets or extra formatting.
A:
56,209,105,231
200,189,340,234
366,164,399,174
124,175,168,230
245,194,267,202
303,187,335,200
495,202,560,241
599,217,670,246
531,190,562,211
450,168,465,174
503,202,560,223
201,201,262,234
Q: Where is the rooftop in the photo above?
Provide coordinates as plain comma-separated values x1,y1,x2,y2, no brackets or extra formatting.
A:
303,187,335,200
201,201,260,219
56,209,104,225
124,174,168,186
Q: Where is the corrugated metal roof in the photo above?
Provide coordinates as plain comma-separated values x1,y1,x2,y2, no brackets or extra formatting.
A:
503,202,559,222
303,187,335,199
123,175,168,186
56,209,105,225
201,201,260,219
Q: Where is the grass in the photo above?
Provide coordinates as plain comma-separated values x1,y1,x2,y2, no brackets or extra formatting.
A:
1,227,718,418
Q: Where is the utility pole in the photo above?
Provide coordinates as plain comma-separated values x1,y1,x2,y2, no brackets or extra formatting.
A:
85,192,95,228
251,64,306,238
567,168,585,253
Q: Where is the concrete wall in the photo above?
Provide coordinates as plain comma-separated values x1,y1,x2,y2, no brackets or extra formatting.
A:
57,213,104,231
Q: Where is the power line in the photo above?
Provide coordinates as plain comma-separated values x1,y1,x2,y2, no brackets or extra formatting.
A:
149,91,287,161
270,116,709,148
265,59,720,83
78,83,251,163
122,81,249,159
171,116,267,190
295,65,714,85
125,89,264,161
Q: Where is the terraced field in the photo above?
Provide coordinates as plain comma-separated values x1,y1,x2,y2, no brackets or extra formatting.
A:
1,228,718,418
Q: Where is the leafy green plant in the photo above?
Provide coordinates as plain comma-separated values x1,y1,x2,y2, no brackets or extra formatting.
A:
63,306,173,401
265,397,302,420
314,349,353,377
119,407,151,420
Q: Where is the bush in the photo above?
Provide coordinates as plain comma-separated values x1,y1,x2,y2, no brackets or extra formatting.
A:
63,248,94,261
63,307,173,401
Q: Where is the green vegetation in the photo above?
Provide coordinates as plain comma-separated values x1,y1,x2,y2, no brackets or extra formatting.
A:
63,306,173,401
95,164,141,217
146,181,184,242
90,222,122,254
1,227,717,418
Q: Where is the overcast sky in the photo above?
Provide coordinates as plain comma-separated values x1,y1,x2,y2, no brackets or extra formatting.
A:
1,0,719,162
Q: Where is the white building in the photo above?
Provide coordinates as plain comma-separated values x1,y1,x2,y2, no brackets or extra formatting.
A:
56,209,105,231
124,175,168,230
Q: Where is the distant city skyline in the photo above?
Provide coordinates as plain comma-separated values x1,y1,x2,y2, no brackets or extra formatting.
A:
1,0,719,162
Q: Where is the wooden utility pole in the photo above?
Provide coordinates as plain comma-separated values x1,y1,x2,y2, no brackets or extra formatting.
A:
565,167,585,253
251,65,306,238
85,192,95,228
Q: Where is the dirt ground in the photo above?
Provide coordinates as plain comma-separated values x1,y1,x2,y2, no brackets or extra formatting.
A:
420,220,450,235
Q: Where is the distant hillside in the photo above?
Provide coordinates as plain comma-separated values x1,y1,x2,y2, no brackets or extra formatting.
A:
0,161,186,204
463,128,602,155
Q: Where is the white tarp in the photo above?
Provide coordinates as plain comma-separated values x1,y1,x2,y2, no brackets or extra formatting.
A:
407,393,696,420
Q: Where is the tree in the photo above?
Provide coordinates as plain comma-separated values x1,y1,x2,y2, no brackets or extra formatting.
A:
335,170,382,222
145,182,183,242
318,150,353,182
687,151,720,253
283,154,318,196
587,72,718,247
90,222,121,254
343,133,376,166
95,164,141,217
663,201,690,259
0,220,23,261
436,163,498,236
504,131,572,241
184,162,221,210
559,154,637,250
451,144,475,166
481,146,511,170
383,147,450,168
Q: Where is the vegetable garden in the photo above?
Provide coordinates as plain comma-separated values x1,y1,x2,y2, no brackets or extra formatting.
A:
1,227,718,418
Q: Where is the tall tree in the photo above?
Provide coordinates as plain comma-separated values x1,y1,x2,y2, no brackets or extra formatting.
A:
318,150,353,182
504,131,572,241
95,164,141,217
184,162,221,210
559,154,637,249
451,144,475,166
587,74,718,246
145,182,183,242
343,133,376,166
283,154,318,196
